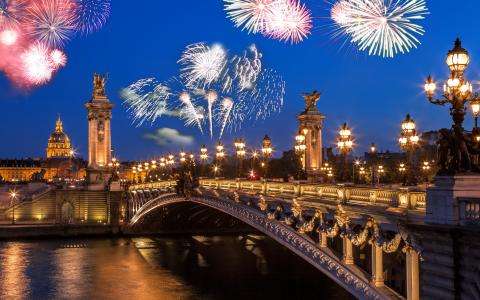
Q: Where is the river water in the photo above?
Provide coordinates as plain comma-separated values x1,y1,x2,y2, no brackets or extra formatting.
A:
0,235,353,299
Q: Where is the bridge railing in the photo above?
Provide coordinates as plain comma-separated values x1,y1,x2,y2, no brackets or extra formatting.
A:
128,179,426,211
199,179,426,211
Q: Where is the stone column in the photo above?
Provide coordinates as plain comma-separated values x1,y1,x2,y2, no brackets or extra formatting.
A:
406,248,420,300
371,243,385,287
343,237,354,265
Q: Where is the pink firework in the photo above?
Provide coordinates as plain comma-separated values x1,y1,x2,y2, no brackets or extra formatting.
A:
21,43,54,85
264,0,312,44
24,0,77,47
0,28,18,45
50,48,67,68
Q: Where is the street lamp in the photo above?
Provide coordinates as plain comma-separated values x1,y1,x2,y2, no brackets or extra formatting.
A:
234,138,246,178
216,142,226,160
424,39,480,173
295,130,307,173
399,114,420,186
337,123,354,182
261,135,273,179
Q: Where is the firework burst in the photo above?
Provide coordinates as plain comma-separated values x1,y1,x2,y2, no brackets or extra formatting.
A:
74,0,110,34
265,0,312,44
120,78,174,126
224,0,274,34
331,0,429,58
224,0,312,44
0,0,27,29
25,0,77,47
21,42,54,85
50,48,67,68
179,43,228,88
0,28,17,45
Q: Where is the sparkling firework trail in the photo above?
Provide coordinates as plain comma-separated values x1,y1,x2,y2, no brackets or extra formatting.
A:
331,0,429,58
25,0,77,48
219,97,233,138
179,91,203,133
179,43,228,88
74,0,110,34
205,90,218,138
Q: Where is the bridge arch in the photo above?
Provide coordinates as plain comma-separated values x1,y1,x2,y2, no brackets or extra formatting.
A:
129,192,388,300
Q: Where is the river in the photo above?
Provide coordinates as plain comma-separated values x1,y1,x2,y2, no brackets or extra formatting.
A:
0,235,353,299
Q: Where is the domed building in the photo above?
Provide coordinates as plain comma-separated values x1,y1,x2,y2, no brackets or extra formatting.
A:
46,117,73,159
0,116,86,183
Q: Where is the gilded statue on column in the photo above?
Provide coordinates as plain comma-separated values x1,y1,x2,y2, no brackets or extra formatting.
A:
93,74,106,98
303,91,321,112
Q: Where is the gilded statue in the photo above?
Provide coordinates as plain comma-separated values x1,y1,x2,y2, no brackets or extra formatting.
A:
303,91,321,112
93,74,106,98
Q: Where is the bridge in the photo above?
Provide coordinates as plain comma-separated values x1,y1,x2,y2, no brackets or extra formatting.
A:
126,179,429,300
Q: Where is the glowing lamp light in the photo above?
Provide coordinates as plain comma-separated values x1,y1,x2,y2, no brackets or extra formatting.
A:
446,38,470,73
471,101,480,117
424,75,436,97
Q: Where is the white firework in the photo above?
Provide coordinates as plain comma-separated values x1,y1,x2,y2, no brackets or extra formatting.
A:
179,92,203,132
219,97,234,138
232,44,263,91
179,43,228,88
224,0,274,34
331,0,429,58
121,78,174,126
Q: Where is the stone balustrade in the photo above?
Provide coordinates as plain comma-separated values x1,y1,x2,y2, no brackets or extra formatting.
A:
198,179,426,211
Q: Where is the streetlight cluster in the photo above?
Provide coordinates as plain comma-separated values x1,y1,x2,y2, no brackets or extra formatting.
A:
130,135,274,181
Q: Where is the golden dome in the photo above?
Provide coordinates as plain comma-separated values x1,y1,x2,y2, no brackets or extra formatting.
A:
46,117,73,159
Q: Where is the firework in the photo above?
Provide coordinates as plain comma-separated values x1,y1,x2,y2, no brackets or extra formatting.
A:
179,91,203,132
21,42,53,85
0,0,28,28
0,28,17,45
25,0,77,47
219,97,233,137
331,0,429,58
224,0,274,34
50,48,67,68
205,90,218,138
123,44,285,139
74,0,110,34
265,0,312,44
120,78,174,126
179,43,228,88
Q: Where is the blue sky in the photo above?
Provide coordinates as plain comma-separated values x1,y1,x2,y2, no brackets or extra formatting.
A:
1,0,480,161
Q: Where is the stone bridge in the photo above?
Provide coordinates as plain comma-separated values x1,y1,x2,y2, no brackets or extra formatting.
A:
126,180,430,300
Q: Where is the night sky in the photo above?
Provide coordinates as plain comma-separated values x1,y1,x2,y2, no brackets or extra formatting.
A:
1,1,480,161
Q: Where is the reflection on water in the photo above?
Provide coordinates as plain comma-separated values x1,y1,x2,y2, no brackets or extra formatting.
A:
0,236,353,299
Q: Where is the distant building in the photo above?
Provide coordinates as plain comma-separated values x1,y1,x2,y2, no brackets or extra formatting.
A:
0,117,86,183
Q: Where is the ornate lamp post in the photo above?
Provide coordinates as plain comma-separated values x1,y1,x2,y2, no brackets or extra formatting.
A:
200,145,208,177
234,138,246,178
424,39,480,173
295,130,307,173
261,135,273,180
398,163,407,185
399,114,420,186
336,123,354,182
369,143,377,186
